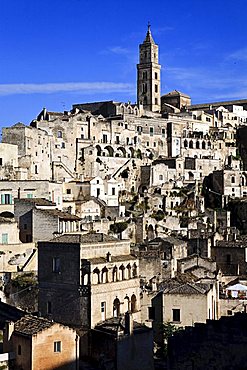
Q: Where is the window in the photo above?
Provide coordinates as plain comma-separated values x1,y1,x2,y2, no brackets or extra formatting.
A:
0,158,2,166
112,188,116,196
35,165,38,174
142,71,147,79
101,301,106,321
116,136,120,144
162,128,165,137
155,84,158,93
155,98,158,105
226,254,231,265
47,301,52,314
103,134,107,143
57,131,62,138
27,193,33,199
18,345,22,356
155,72,158,79
150,127,154,136
2,233,8,244
66,189,71,195
52,257,61,273
159,175,163,180
61,142,65,149
142,83,147,93
148,307,155,320
1,194,12,204
137,126,142,133
54,341,61,353
172,308,180,322
231,176,235,184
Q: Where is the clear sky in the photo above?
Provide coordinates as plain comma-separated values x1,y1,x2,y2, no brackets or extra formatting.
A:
0,0,247,127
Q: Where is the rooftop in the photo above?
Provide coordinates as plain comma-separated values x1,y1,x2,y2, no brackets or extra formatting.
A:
50,232,119,244
14,315,54,336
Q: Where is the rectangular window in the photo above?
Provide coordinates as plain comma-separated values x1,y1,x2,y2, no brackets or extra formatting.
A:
112,188,116,196
57,131,62,138
103,134,107,143
148,307,155,320
137,126,142,133
155,72,158,79
27,193,33,199
66,189,71,194
101,301,106,321
47,301,52,314
0,158,3,166
161,128,165,137
35,165,38,174
172,309,180,322
2,233,8,244
61,142,65,148
52,257,61,273
155,84,158,93
142,71,147,79
54,341,61,353
150,127,154,136
116,136,120,144
1,194,12,205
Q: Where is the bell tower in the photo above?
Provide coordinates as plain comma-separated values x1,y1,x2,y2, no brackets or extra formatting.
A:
137,24,161,112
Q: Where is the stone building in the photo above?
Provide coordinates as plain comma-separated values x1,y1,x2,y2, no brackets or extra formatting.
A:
0,179,63,216
4,315,78,370
38,232,140,356
152,279,217,345
212,239,247,277
91,313,154,370
14,198,80,242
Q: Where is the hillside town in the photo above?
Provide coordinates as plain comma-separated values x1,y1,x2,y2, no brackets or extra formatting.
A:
1,25,247,369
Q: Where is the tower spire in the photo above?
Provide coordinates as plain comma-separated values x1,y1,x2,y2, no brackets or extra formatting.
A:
137,26,161,112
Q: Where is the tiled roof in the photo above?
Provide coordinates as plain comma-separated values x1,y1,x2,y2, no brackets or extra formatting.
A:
162,90,190,98
163,282,211,295
50,232,118,244
16,198,56,206
41,209,81,220
14,315,54,336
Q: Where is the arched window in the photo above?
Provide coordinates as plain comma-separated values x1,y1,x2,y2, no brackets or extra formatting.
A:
189,140,193,149
126,264,131,279
132,263,137,278
202,141,206,150
101,267,108,283
113,298,121,317
93,268,100,284
184,140,188,148
112,266,118,282
131,294,137,313
208,141,211,148
119,265,125,280
196,141,200,149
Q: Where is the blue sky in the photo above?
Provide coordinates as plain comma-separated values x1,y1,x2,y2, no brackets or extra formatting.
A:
0,0,247,127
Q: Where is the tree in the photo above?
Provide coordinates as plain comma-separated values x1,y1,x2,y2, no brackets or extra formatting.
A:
161,321,183,356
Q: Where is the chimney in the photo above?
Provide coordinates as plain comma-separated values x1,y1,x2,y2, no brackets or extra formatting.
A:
124,311,133,335
106,252,112,262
